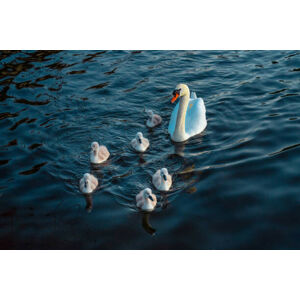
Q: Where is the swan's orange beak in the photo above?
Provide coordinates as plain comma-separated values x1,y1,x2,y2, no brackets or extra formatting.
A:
171,92,179,103
171,94,179,103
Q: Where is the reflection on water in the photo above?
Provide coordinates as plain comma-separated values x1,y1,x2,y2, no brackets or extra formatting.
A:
0,50,300,249
84,194,93,213
142,213,156,236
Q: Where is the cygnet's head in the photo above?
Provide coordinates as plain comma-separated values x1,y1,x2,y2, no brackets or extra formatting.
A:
160,168,168,181
146,109,153,118
83,173,90,188
143,188,153,200
136,132,143,144
91,142,99,154
171,83,190,103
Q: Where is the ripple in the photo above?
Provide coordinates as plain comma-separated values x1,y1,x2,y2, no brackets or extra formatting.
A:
19,162,48,175
269,143,300,157
0,112,19,120
104,67,117,75
86,81,109,90
28,143,43,150
14,98,50,106
0,160,10,166
68,70,86,75
9,117,29,131
269,88,286,95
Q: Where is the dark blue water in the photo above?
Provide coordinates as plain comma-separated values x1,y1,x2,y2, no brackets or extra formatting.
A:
0,50,299,249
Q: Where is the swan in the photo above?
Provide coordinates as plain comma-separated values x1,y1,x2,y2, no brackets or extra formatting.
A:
136,188,157,212
131,132,149,152
146,109,162,128
168,83,207,142
152,168,172,191
90,141,110,164
79,173,98,194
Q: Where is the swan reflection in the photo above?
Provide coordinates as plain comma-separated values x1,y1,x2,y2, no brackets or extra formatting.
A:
84,194,93,213
142,212,156,236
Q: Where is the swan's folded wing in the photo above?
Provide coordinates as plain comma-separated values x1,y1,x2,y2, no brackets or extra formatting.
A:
98,146,110,161
152,170,161,187
153,114,162,125
186,98,207,136
142,138,149,149
90,175,98,187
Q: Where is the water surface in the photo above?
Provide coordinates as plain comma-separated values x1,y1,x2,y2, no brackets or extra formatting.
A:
0,50,299,249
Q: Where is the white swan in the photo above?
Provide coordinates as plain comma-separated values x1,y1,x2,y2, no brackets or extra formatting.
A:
90,141,110,164
146,109,162,128
131,132,149,152
168,83,207,142
136,188,157,212
152,168,172,191
79,173,98,194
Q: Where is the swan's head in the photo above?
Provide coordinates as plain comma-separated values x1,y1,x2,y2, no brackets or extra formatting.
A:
136,132,143,144
160,168,168,181
84,173,90,180
91,142,99,154
143,188,153,201
171,83,190,103
146,109,153,118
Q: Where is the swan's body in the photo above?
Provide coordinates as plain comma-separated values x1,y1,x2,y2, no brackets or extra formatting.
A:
79,173,98,194
168,84,207,142
90,141,110,164
146,109,162,128
131,132,149,152
136,188,157,212
152,168,172,191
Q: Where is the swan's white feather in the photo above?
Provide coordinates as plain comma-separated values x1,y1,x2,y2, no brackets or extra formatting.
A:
168,96,207,139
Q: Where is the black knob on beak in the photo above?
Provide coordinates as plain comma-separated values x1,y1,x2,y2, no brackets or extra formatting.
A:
138,137,142,144
163,174,167,181
172,88,181,96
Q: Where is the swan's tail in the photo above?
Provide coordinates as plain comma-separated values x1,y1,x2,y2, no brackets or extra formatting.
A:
191,91,197,99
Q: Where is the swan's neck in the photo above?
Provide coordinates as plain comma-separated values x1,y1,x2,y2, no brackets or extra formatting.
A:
173,94,189,141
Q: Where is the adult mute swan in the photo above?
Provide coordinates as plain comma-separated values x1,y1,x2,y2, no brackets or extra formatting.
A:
152,168,172,191
168,84,207,142
136,188,157,212
79,173,98,194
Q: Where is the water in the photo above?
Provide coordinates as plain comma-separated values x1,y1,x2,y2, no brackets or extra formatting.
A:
0,50,299,249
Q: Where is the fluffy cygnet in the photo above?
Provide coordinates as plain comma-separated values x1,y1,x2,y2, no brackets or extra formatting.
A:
90,141,110,164
131,132,149,153
79,173,98,194
146,109,162,128
136,188,157,212
152,168,172,191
